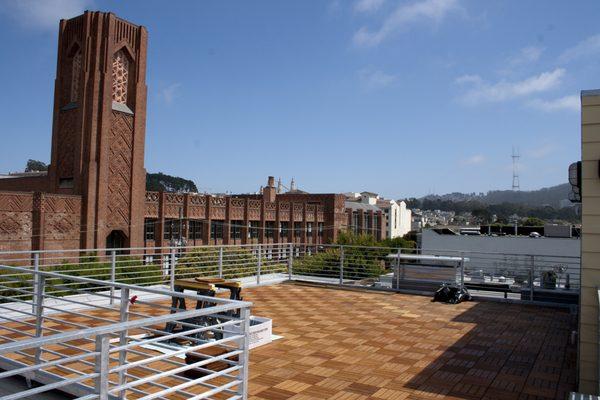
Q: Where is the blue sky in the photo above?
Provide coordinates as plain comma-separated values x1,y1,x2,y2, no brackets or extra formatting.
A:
0,0,598,199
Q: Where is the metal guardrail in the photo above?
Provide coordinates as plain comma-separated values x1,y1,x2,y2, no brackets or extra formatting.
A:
0,265,252,400
0,243,580,302
0,243,581,398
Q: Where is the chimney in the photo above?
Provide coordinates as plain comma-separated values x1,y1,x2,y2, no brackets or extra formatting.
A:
263,176,276,203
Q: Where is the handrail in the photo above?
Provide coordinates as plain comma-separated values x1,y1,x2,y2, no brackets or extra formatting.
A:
0,263,253,400
0,242,583,260
0,302,246,355
0,264,250,306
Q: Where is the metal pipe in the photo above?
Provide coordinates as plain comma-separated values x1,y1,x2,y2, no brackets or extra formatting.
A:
257,244,262,285
94,334,110,400
170,247,176,291
339,246,344,285
110,250,116,305
218,246,223,278
288,243,293,280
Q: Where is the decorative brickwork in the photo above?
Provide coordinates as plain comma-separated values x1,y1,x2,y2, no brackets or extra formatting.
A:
0,12,361,252
70,51,82,103
112,50,129,104
189,195,206,206
0,193,34,251
107,111,134,230
0,213,31,238
210,197,226,220
230,198,244,208
145,191,159,218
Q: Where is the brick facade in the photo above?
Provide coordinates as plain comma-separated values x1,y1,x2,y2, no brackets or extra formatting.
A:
0,12,384,254
142,177,360,249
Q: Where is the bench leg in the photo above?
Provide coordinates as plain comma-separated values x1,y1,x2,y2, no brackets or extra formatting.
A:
165,287,186,333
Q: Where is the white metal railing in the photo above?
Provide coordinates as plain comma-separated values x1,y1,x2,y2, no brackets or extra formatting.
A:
0,265,252,400
0,243,581,397
0,243,581,305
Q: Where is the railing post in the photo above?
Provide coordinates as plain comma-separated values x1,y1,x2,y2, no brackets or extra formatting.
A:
218,246,223,278
288,243,293,281
257,244,262,285
110,250,116,306
459,252,465,291
237,306,251,399
529,255,535,302
395,248,401,291
94,334,110,400
170,247,176,291
117,287,130,399
33,275,45,367
32,252,40,315
339,245,344,285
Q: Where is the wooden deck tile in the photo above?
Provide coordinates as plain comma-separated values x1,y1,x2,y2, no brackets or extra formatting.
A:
0,282,577,399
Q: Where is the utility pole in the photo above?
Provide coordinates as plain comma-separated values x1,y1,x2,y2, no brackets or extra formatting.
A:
512,147,520,191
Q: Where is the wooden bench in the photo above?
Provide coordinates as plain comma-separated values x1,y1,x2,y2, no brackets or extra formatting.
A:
465,282,512,299
165,278,243,334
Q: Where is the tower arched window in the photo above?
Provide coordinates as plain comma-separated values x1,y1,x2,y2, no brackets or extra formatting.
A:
112,50,129,104
70,51,82,103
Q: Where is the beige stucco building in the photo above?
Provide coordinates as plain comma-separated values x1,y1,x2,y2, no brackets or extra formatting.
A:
580,89,600,394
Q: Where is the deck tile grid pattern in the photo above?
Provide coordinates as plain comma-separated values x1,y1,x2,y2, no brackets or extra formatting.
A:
243,283,576,400
0,282,577,399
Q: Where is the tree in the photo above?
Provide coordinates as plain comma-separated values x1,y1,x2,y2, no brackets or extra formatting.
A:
472,208,492,224
146,172,198,192
522,217,545,226
25,159,48,172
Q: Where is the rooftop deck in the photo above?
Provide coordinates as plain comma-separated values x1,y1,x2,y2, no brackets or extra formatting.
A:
244,283,576,400
0,281,578,399
0,242,580,399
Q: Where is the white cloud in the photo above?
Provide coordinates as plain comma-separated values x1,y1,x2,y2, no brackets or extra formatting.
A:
508,46,544,67
353,0,459,47
456,68,565,104
1,0,93,30
454,74,482,85
358,68,397,89
460,154,485,165
559,33,600,63
160,83,182,105
528,95,579,113
354,0,385,13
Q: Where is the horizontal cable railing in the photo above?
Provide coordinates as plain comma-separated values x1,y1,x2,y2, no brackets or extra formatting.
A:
0,243,580,304
0,242,581,398
0,265,251,400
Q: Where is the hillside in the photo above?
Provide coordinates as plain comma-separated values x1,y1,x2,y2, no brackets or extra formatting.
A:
407,183,578,223
421,183,571,208
146,172,198,193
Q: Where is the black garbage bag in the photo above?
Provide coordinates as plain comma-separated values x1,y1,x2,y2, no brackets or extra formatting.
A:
433,284,471,304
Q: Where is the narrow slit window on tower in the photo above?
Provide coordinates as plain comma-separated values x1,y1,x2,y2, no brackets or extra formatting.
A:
70,51,82,103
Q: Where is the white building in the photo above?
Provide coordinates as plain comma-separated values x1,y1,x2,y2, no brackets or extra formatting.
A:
345,192,412,239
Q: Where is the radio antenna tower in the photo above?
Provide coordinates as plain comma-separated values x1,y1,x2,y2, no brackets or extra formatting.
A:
512,146,520,191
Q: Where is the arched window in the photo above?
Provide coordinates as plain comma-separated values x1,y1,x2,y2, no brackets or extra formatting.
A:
70,51,82,103
112,50,129,104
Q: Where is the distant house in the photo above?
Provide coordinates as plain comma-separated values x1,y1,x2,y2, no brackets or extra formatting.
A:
344,191,412,239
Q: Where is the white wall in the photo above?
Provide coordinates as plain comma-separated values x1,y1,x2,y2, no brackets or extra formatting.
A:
421,229,580,257
420,229,580,286
383,200,412,239
398,201,412,237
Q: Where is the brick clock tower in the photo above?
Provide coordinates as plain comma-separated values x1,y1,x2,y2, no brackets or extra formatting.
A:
47,11,147,249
